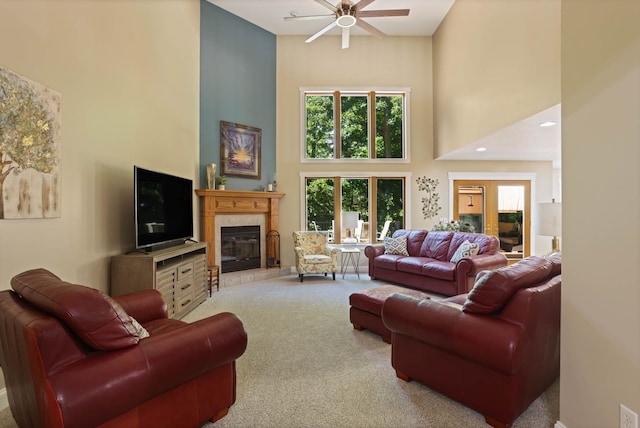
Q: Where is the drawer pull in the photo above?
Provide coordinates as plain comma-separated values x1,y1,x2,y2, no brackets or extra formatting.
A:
181,283,191,291
181,299,191,307
181,268,192,274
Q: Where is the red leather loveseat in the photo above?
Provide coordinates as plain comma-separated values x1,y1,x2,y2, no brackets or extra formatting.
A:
365,229,508,296
0,268,248,428
382,254,561,428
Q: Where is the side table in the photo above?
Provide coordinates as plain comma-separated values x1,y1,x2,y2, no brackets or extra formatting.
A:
208,265,220,296
340,247,360,279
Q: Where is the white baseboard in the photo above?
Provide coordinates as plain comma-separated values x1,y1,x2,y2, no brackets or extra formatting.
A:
555,421,568,428
0,388,8,411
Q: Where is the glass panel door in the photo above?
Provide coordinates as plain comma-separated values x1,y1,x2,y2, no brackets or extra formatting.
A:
456,186,485,234
497,185,525,259
454,180,531,262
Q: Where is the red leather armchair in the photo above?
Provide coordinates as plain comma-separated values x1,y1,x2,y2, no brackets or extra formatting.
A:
0,268,248,428
382,255,561,428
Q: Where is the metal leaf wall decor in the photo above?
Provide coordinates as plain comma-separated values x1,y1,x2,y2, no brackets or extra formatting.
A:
416,176,441,220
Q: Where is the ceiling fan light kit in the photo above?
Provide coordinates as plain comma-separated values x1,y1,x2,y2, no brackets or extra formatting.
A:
284,0,410,49
336,14,356,28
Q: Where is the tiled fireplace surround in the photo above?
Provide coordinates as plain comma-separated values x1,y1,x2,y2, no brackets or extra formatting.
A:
196,189,288,288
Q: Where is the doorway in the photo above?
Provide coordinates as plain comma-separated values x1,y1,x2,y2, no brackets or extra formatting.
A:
453,179,531,263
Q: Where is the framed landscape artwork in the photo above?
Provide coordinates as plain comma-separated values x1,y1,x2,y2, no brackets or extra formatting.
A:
220,120,261,179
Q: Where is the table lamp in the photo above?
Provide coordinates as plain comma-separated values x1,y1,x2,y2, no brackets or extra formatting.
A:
341,211,359,244
535,200,562,253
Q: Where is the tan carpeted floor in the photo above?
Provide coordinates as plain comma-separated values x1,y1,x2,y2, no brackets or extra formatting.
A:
0,273,559,427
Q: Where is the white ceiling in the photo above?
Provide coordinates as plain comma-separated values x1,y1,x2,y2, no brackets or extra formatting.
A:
437,104,562,167
207,0,455,37
206,0,561,166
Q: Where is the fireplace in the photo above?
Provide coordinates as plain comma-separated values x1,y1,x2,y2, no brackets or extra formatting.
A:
220,225,261,273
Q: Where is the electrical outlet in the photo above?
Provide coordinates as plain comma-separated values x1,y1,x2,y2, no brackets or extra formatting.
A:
621,404,638,428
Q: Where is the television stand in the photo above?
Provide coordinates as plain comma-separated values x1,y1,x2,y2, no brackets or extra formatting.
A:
110,242,208,319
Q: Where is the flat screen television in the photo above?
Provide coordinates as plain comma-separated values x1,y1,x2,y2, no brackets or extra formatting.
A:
134,166,194,251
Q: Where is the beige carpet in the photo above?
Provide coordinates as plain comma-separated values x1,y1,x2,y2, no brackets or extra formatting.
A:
0,273,559,427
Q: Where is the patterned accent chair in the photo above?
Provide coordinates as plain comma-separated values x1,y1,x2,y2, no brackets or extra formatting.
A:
292,231,339,282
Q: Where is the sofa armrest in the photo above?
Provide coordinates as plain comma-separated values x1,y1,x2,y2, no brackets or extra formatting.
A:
364,245,385,279
48,312,248,428
382,293,523,375
364,244,385,259
455,253,508,294
113,290,167,323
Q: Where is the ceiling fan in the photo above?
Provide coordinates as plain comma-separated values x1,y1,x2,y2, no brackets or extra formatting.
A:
284,0,410,49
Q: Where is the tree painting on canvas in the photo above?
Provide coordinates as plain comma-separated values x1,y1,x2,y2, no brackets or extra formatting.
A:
0,66,61,219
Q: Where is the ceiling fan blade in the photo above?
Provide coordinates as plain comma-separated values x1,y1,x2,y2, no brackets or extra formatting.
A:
358,9,410,18
284,14,335,22
314,0,338,13
354,0,376,10
342,27,350,49
356,18,385,38
305,20,339,43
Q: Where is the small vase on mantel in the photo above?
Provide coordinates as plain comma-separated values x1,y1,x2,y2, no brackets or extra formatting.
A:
206,164,216,190
218,184,226,190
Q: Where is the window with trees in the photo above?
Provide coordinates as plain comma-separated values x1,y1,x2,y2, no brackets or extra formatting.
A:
303,90,407,161
304,174,406,244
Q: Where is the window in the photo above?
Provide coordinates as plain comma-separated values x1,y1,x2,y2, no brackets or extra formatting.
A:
303,174,407,244
303,90,408,161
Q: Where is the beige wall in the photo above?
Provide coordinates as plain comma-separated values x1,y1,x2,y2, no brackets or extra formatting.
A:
433,0,561,157
561,0,640,426
275,35,555,269
0,0,201,295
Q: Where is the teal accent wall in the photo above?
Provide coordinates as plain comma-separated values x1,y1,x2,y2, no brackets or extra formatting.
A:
200,1,276,190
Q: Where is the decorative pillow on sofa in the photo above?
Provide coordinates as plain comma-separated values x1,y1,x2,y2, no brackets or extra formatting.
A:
450,240,480,263
463,256,553,314
384,236,409,256
11,268,141,350
130,317,150,339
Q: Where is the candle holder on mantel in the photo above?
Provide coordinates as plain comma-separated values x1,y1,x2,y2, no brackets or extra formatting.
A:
206,164,216,189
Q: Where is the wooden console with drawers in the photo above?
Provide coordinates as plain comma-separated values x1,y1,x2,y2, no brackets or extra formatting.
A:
110,242,208,319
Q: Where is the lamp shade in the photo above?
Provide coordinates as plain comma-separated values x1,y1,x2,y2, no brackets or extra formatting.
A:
341,211,359,230
535,202,562,236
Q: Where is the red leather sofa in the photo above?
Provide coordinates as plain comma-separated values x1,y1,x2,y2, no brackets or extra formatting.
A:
364,229,508,296
382,254,561,428
0,268,248,428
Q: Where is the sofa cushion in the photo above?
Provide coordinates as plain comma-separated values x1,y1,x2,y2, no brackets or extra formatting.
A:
419,231,454,260
397,257,436,275
450,240,480,263
421,261,456,281
392,229,428,256
373,254,404,271
463,256,553,314
11,268,140,350
384,236,409,256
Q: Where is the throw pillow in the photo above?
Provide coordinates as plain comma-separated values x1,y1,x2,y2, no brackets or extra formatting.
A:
11,268,141,351
130,317,150,339
450,240,479,263
384,236,409,256
463,256,553,314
